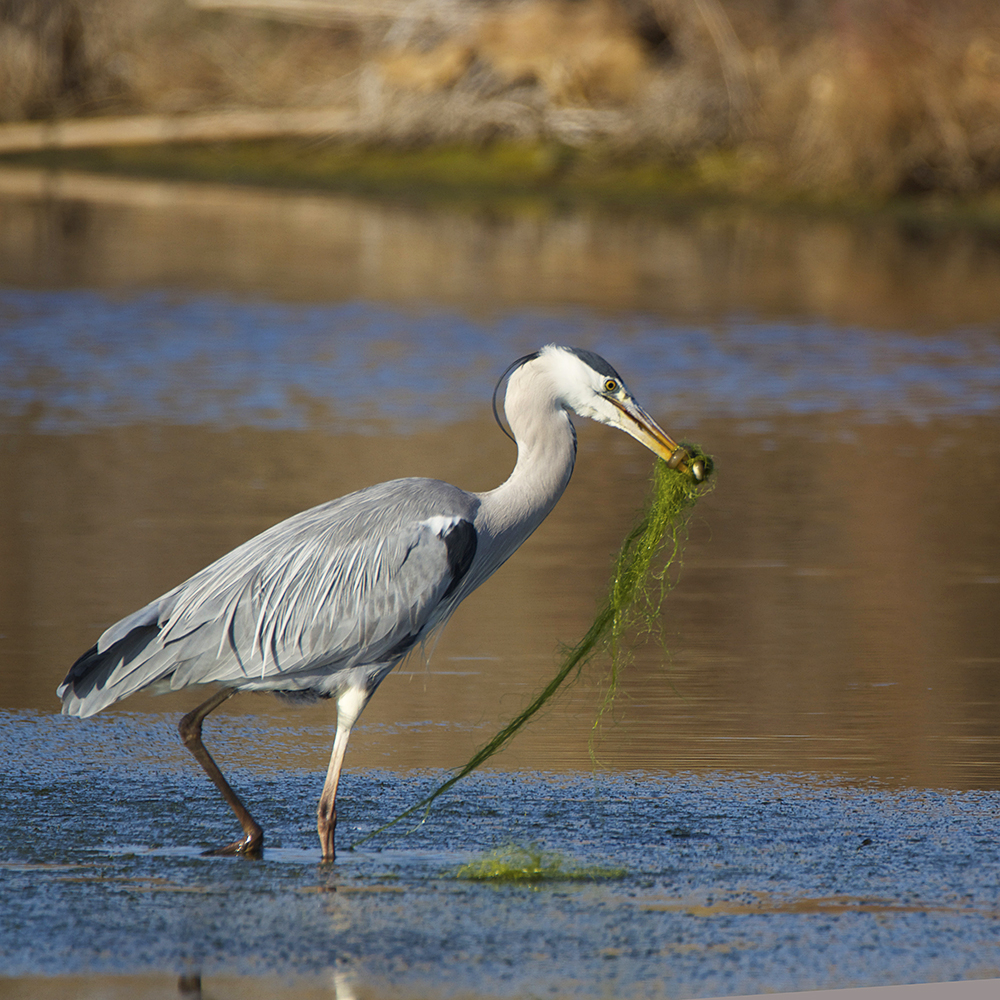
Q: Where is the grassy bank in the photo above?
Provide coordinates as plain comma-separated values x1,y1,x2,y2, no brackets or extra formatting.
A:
6,137,1000,231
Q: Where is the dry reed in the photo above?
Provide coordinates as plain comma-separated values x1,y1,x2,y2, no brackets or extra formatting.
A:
3,0,999,197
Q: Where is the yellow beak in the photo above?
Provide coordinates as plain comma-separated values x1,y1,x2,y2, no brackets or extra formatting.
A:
612,397,708,483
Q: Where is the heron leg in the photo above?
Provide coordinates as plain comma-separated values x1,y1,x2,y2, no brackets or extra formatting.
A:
178,686,264,858
317,684,369,862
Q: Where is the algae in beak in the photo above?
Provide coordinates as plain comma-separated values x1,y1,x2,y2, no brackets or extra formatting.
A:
352,449,715,849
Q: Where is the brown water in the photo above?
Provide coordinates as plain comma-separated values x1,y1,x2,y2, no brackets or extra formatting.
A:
2,165,1000,795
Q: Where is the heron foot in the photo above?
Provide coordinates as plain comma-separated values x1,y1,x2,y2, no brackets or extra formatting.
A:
318,833,336,863
317,808,336,863
201,830,264,858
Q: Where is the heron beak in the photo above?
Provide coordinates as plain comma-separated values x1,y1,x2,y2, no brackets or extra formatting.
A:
612,397,707,483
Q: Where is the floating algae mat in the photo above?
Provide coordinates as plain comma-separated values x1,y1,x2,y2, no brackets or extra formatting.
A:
354,448,714,846
455,844,627,883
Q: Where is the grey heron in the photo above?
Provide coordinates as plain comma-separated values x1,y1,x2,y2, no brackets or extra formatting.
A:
58,344,704,860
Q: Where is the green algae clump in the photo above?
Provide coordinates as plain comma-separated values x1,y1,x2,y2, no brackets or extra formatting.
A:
455,844,626,883
592,443,713,737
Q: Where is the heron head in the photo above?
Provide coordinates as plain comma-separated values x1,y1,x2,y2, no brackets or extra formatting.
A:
499,345,708,483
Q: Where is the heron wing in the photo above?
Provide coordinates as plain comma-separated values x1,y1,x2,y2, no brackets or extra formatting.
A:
59,479,480,717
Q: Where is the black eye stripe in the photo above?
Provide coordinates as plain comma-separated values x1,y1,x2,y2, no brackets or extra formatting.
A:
565,346,623,383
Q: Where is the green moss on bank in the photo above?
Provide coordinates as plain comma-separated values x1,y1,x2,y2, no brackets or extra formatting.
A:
0,139,711,212
5,139,1000,228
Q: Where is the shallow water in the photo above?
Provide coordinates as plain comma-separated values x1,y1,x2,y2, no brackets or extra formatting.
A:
2,165,1000,997
5,712,1000,996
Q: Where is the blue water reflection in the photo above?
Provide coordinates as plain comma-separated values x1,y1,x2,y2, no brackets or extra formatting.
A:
2,288,999,430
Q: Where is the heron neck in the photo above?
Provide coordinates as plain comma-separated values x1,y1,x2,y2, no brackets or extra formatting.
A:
475,405,577,569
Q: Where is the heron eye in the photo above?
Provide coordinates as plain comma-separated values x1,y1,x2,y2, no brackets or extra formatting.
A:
604,379,619,393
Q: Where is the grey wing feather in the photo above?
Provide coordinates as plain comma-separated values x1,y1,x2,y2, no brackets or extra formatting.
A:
59,479,480,717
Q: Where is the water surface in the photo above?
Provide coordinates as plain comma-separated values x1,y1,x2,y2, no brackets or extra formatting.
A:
1,166,1000,997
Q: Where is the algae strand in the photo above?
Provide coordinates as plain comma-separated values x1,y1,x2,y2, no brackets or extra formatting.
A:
591,447,712,741
351,448,713,849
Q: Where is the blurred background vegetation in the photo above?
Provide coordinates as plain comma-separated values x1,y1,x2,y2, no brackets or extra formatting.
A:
2,0,1000,200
